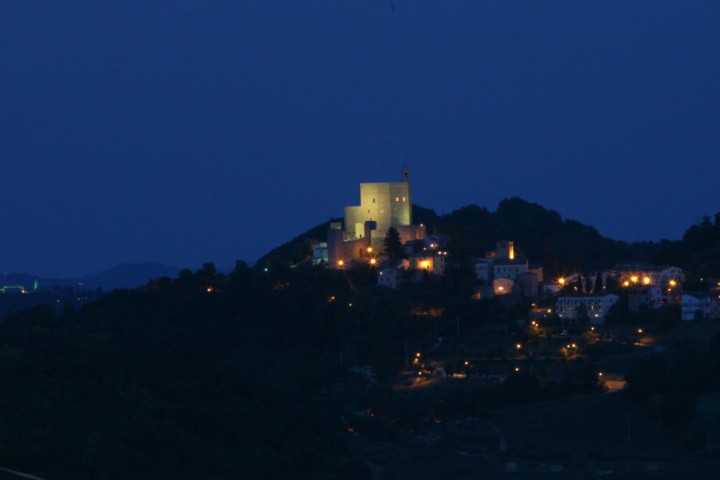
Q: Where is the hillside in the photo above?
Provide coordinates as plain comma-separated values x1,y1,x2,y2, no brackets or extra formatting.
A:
256,217,341,268
0,265,370,479
259,197,666,276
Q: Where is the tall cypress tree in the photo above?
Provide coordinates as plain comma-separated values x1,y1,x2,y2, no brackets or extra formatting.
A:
383,227,405,259
594,271,604,293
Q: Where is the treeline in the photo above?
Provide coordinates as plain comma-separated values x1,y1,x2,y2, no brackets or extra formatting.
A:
0,261,531,479
260,197,720,282
625,334,720,435
0,263,374,479
0,253,612,478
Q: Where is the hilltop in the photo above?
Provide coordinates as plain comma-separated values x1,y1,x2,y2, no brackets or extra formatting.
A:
258,197,664,275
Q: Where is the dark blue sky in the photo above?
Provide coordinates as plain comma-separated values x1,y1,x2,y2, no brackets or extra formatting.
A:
2,1,719,277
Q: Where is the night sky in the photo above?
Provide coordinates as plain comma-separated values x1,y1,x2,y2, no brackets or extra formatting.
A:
2,1,719,277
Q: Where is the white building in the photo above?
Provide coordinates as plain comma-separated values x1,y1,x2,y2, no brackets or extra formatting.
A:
556,293,620,324
312,242,328,265
493,258,528,281
681,293,719,321
409,251,448,275
471,258,492,282
610,265,683,289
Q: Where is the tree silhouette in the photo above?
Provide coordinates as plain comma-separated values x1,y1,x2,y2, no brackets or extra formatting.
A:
594,271,603,293
383,227,405,259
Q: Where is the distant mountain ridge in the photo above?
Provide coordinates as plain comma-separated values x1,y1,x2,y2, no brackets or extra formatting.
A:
77,262,182,290
2,262,182,292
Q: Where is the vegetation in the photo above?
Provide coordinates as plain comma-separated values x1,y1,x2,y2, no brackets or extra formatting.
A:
0,265,372,479
3,205,720,477
260,197,720,283
383,227,406,260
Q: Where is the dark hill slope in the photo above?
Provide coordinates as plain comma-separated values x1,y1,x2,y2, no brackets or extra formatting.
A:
260,198,660,274
0,266,368,479
256,217,341,268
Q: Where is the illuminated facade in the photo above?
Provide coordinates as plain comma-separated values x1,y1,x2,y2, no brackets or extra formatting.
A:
343,180,417,248
681,293,719,321
608,265,683,289
409,251,448,275
328,170,425,268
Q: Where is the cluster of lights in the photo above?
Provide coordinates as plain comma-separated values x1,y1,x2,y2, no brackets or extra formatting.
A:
413,352,421,366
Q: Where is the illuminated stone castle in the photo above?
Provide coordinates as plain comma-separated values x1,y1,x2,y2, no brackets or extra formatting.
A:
328,169,425,268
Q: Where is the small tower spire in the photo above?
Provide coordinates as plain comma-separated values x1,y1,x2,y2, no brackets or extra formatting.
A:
402,166,409,182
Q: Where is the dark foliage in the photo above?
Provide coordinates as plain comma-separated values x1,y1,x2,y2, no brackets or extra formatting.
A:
383,227,405,260
261,199,720,281
0,266,368,479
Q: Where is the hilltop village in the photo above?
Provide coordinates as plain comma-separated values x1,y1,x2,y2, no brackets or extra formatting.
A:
2,174,720,478
310,172,715,324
